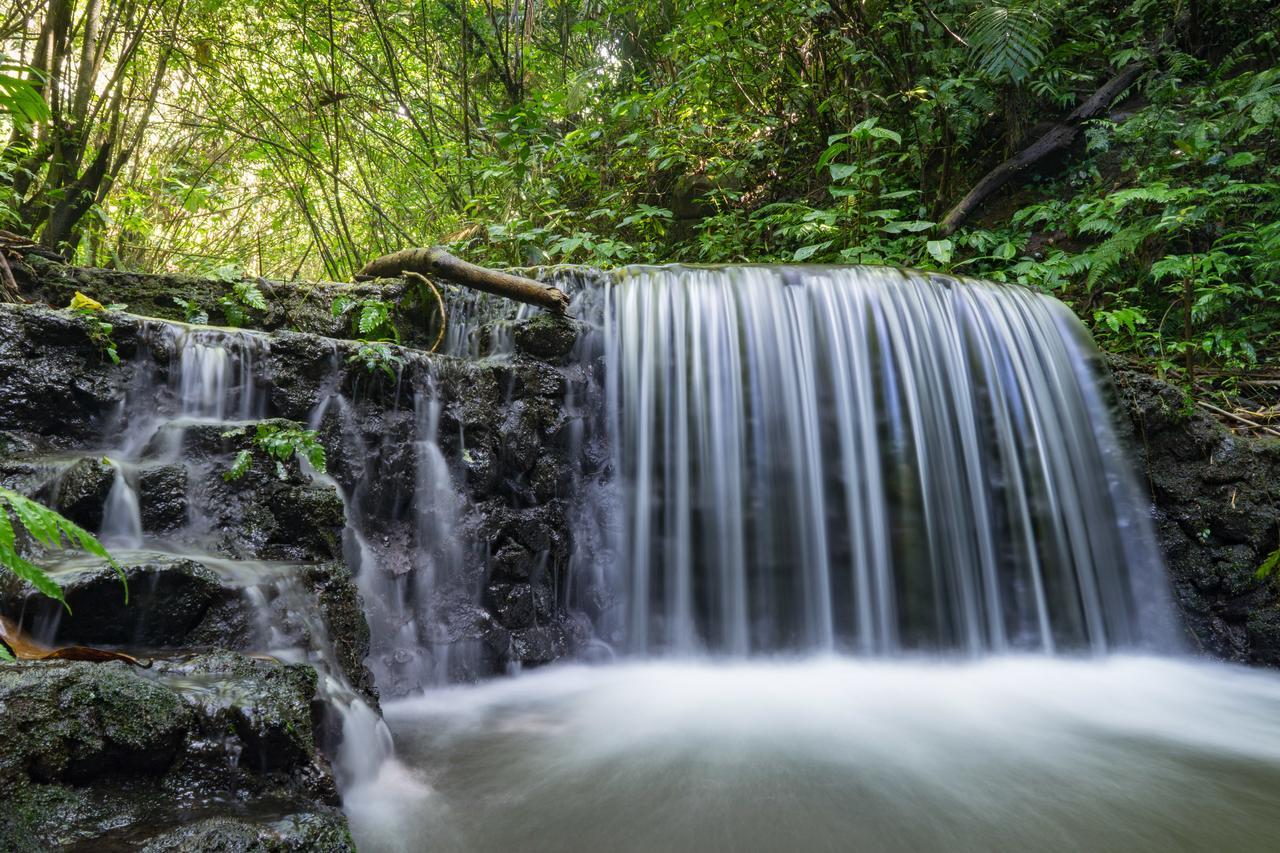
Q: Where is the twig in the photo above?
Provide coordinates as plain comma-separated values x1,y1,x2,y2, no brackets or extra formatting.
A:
1195,400,1280,439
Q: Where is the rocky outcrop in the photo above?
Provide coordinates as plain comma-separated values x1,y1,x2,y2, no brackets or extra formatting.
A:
0,555,234,647
0,654,352,851
1111,363,1280,664
0,273,593,840
10,254,444,350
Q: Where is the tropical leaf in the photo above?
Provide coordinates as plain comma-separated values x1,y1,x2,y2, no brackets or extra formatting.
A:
0,487,126,609
967,2,1053,82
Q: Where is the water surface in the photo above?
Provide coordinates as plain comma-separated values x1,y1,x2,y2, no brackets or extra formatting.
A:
345,656,1280,852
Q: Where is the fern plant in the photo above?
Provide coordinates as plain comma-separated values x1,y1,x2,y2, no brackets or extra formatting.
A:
331,294,399,341
223,422,328,482
219,280,269,328
0,487,125,659
348,341,404,381
967,1,1054,83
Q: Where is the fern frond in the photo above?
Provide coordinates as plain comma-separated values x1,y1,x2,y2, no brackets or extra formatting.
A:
1085,224,1148,289
967,2,1052,83
0,487,126,608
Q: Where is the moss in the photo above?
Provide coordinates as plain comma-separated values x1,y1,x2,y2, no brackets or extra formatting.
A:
139,813,356,852
0,661,192,789
512,314,582,361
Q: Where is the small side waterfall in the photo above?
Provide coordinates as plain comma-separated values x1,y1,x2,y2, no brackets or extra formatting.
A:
99,459,143,548
94,323,396,792
571,265,1176,657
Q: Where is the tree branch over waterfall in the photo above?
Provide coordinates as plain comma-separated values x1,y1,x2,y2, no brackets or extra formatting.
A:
357,247,571,315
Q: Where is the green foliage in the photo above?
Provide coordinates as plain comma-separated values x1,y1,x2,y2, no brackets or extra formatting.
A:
0,57,49,130
0,487,125,611
218,280,269,328
347,342,405,381
967,2,1054,83
2,0,1277,378
67,292,124,364
173,297,209,325
1257,547,1280,581
332,295,398,342
223,423,327,482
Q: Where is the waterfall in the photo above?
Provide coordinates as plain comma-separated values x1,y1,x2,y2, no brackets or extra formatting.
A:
570,265,1176,657
99,459,143,548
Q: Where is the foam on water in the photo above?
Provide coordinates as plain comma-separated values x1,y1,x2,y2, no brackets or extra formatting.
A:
347,656,1280,853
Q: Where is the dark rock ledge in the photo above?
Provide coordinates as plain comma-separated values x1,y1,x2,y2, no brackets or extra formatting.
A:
1110,361,1280,665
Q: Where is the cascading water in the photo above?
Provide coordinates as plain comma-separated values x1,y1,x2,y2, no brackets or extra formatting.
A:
586,265,1175,655
41,322,398,795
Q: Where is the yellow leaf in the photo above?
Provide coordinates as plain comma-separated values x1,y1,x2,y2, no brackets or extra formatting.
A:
69,292,105,312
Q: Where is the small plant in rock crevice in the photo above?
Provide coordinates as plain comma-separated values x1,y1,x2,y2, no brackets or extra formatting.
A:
173,296,209,325
223,422,328,482
347,341,404,381
67,291,124,364
219,280,269,328
331,294,399,342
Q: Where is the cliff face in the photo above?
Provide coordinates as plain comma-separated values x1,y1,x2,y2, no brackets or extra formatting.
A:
1110,362,1280,665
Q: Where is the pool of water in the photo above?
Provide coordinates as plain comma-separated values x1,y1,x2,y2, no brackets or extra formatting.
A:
344,656,1280,852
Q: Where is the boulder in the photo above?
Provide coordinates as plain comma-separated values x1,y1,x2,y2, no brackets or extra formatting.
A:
512,314,581,361
52,457,116,530
0,653,349,850
139,814,355,852
139,464,190,533
0,555,237,648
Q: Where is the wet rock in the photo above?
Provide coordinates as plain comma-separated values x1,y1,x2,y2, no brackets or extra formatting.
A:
480,501,569,558
491,622,578,666
0,660,191,788
267,332,339,420
0,556,234,648
486,582,555,630
139,813,355,852
0,305,130,446
157,652,321,773
1111,359,1280,665
296,562,377,706
0,653,350,850
193,425,347,562
52,456,116,529
489,542,538,581
512,314,581,361
140,464,190,533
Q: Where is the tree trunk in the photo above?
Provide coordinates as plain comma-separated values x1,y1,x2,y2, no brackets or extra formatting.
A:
937,63,1146,236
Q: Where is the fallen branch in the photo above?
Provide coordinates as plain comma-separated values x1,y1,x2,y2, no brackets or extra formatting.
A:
357,247,571,315
0,253,23,304
937,63,1146,236
1195,400,1280,439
